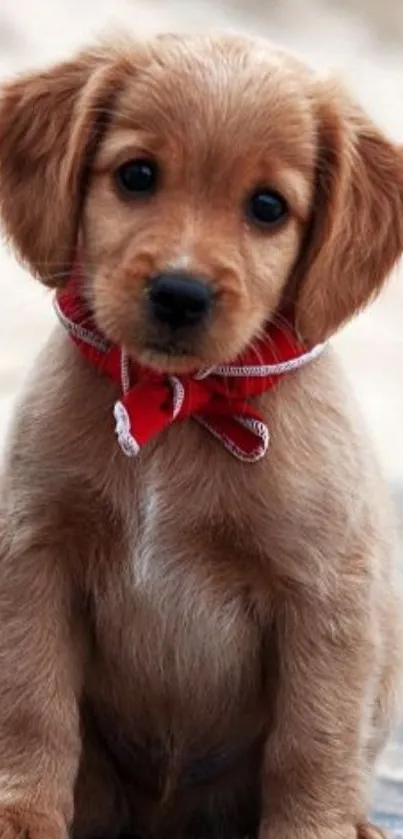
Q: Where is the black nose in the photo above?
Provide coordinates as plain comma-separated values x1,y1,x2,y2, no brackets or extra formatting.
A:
148,272,212,330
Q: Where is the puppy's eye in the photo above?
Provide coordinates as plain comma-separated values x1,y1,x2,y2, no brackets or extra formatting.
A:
114,159,158,196
246,189,288,228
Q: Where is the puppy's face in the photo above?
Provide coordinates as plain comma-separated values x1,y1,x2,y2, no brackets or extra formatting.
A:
82,40,315,372
1,35,403,366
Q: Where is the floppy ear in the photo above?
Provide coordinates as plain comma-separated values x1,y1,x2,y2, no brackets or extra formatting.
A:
293,80,403,345
0,45,135,287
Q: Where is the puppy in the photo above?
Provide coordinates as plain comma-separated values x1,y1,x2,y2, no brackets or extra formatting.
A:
0,33,402,839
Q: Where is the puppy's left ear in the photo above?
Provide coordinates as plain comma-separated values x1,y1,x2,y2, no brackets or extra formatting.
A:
0,44,136,286
293,80,403,345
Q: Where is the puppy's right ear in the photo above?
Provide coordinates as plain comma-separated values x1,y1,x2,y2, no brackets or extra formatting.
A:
293,80,403,345
0,45,136,286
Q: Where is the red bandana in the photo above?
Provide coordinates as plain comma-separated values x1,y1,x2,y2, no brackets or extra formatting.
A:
55,281,324,462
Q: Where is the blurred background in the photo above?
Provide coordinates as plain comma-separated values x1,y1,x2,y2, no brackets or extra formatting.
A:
0,0,402,832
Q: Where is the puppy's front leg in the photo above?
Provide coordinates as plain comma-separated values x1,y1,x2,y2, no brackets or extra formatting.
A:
0,536,82,839
260,590,379,839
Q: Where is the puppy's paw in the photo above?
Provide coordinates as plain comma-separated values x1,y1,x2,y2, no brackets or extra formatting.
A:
262,823,389,839
357,822,388,839
260,823,361,839
0,807,66,839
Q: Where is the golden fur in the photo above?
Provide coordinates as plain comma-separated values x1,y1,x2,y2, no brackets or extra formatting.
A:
0,33,402,839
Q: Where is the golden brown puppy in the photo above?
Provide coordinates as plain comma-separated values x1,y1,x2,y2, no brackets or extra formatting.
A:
0,33,402,839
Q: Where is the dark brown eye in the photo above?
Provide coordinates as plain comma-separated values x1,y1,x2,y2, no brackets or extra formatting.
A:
115,159,158,195
246,189,289,227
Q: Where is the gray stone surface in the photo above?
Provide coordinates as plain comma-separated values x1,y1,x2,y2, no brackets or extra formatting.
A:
374,723,403,835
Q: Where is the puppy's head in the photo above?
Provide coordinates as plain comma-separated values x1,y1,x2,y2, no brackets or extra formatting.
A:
1,35,402,373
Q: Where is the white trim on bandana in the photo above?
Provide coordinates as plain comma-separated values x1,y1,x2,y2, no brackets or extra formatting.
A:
195,415,270,463
169,376,185,419
211,342,326,378
113,401,140,458
53,298,110,353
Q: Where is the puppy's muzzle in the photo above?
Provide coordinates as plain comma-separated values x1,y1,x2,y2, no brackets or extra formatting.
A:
148,272,212,331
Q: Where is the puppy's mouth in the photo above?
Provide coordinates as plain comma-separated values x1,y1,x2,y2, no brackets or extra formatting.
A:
139,339,206,374
146,340,193,357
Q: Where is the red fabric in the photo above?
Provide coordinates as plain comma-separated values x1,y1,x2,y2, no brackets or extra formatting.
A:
55,277,321,462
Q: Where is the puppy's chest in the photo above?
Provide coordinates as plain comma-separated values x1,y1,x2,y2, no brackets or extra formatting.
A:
128,528,260,706
92,476,265,735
